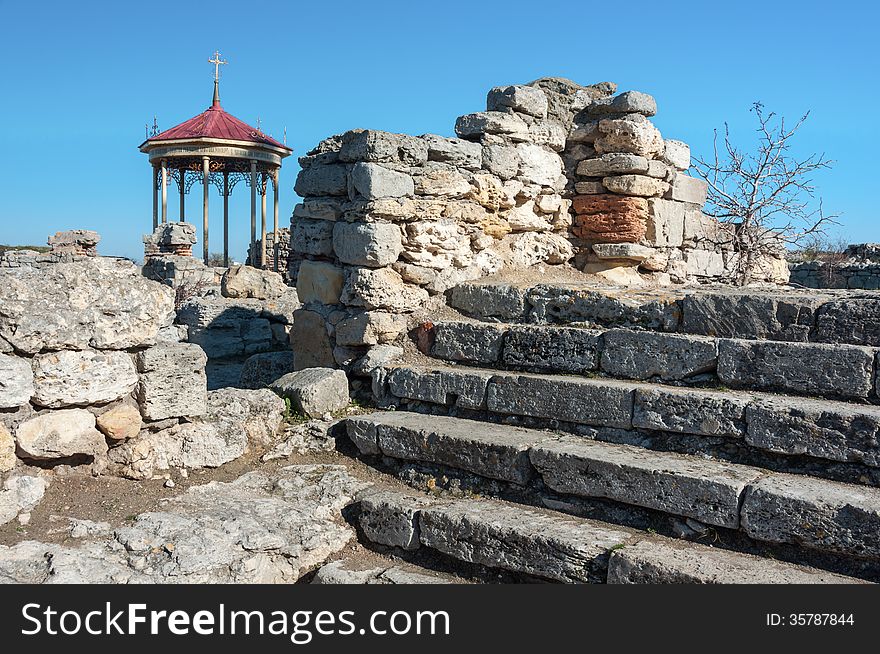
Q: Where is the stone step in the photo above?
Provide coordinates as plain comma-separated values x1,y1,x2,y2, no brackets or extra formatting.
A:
311,557,460,584
346,411,880,562
607,538,869,584
355,488,867,584
448,280,880,347
428,319,878,401
377,364,880,471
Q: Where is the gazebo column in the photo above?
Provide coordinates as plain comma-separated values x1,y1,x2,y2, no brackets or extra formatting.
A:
249,160,257,266
151,165,158,230
202,156,210,265
160,159,168,224
272,169,280,272
179,169,186,222
223,171,229,268
260,174,268,269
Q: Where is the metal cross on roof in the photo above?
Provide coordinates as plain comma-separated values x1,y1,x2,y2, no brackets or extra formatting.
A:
208,50,228,81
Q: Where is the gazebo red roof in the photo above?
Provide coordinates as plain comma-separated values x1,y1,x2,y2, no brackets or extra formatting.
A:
146,100,289,151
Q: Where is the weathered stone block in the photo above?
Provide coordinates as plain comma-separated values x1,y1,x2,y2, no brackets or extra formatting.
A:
487,373,634,428
292,197,344,222
421,134,483,170
531,437,761,527
332,222,402,267
270,367,349,419
359,490,437,550
608,537,863,584
503,326,600,373
16,409,107,460
294,163,348,197
239,351,295,390
338,129,428,165
455,112,529,141
665,173,708,205
602,174,670,198
814,299,880,346
684,249,725,277
296,260,344,305
448,282,528,321
349,162,414,199
481,144,520,180
386,365,493,409
136,343,208,421
746,397,880,467
335,311,407,347
290,219,335,256
741,474,880,558
340,267,429,313
526,285,683,330
31,350,137,409
594,116,663,157
717,339,874,399
660,139,691,171
572,194,647,242
633,386,749,438
515,143,562,186
413,164,472,197
221,265,287,300
487,85,548,118
291,309,335,370
600,330,718,381
431,322,505,365
588,90,657,116
0,354,33,409
646,198,686,247
577,153,649,177
418,499,635,583
96,404,142,441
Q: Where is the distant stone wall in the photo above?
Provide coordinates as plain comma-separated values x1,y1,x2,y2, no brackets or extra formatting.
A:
790,244,880,290
286,77,782,374
248,228,291,276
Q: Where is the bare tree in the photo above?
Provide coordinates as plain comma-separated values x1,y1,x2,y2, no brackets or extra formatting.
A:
692,103,838,284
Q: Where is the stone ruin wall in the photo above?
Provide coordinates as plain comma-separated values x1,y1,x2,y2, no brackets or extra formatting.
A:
790,244,880,290
286,77,787,373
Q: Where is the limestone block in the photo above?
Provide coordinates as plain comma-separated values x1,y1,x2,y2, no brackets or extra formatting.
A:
0,354,34,409
221,265,287,300
592,243,653,262
338,129,428,165
531,437,760,527
358,490,435,550
292,197,344,221
633,386,749,438
270,368,349,419
487,373,634,428
588,90,657,116
31,350,137,409
401,221,472,270
332,222,402,267
602,174,670,198
515,143,562,186
572,194,648,242
746,396,880,467
684,249,725,277
506,201,550,232
351,344,403,376
502,326,600,373
665,173,708,205
487,85,549,118
136,343,208,421
594,116,664,157
413,163,472,197
238,351,295,390
349,162,414,199
0,475,48,526
291,309,335,370
448,283,528,321
419,499,635,583
481,144,520,180
290,219,335,256
526,121,567,151
577,154,649,177
507,232,574,267
454,111,529,141
601,330,718,381
294,163,348,197
717,339,874,399
421,134,483,170
574,180,605,194
296,260,344,305
96,404,143,441
661,139,691,171
0,423,17,472
646,198,686,247
386,365,493,410
335,311,407,347
814,299,880,346
740,474,880,557
431,322,504,365
16,409,107,460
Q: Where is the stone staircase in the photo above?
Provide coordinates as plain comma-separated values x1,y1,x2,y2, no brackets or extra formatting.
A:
339,280,880,583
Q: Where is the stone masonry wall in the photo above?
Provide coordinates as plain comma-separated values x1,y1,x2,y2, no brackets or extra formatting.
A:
287,77,757,374
790,244,880,290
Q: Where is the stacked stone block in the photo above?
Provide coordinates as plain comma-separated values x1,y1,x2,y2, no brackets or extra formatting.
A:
247,227,291,274
143,222,197,258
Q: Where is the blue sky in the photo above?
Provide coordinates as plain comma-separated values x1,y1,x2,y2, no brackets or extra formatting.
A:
0,0,876,261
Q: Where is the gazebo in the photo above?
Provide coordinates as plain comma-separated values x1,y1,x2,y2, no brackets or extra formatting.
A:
139,52,292,267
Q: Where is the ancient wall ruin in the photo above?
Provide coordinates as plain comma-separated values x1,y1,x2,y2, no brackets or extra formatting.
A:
286,77,788,374
789,243,880,290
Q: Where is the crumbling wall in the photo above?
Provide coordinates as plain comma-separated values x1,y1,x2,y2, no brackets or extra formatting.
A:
790,244,880,290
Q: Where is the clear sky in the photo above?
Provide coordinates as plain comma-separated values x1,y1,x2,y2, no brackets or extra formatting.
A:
0,0,876,261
